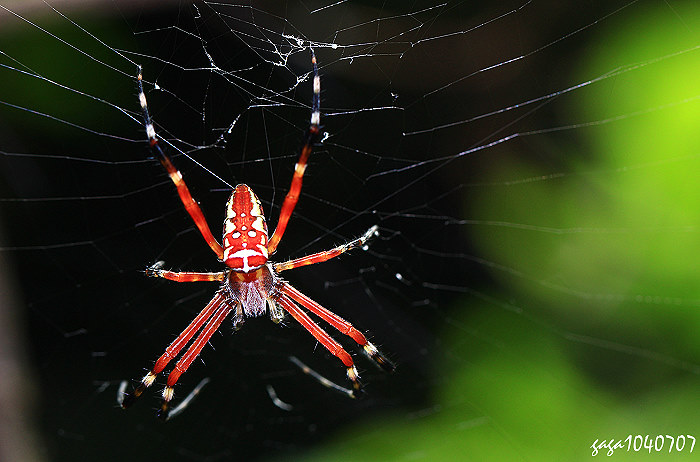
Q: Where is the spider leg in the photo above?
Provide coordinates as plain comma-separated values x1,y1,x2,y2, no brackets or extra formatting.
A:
280,282,395,373
276,295,364,397
273,225,378,273
137,67,224,260
120,291,225,410
158,301,233,420
146,263,227,283
267,52,321,254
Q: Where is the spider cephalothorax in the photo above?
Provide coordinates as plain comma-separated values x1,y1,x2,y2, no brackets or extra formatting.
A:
121,54,394,420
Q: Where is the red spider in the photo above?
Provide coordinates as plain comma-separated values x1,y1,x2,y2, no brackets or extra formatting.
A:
120,54,394,419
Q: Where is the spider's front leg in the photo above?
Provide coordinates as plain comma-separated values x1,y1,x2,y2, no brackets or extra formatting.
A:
137,66,225,260
266,52,322,255
145,261,227,283
273,225,379,273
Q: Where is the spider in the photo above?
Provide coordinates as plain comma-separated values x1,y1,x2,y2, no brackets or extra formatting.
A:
120,53,394,419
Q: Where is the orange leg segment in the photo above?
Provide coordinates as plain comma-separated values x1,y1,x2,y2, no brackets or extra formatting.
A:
120,292,225,410
267,53,322,255
158,301,233,419
156,154,224,260
280,283,395,372
137,67,224,260
267,126,320,254
273,225,377,273
277,295,363,396
146,266,226,283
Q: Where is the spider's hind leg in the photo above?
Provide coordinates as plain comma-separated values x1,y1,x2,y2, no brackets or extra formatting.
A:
279,282,396,375
276,295,366,398
120,292,226,412
362,341,396,373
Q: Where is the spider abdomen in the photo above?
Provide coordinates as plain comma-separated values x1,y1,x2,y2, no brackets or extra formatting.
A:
223,184,269,272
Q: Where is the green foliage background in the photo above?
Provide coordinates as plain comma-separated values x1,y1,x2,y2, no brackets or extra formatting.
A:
285,3,700,461
0,2,697,461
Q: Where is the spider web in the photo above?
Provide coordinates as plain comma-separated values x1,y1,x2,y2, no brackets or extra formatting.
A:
0,1,698,461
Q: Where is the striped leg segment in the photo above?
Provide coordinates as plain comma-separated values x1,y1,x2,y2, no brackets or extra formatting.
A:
280,282,395,373
120,292,226,410
158,301,233,420
146,264,227,283
277,295,364,397
273,225,378,273
267,53,322,255
137,66,224,260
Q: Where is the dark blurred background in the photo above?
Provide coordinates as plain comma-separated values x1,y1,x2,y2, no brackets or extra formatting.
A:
0,1,698,461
